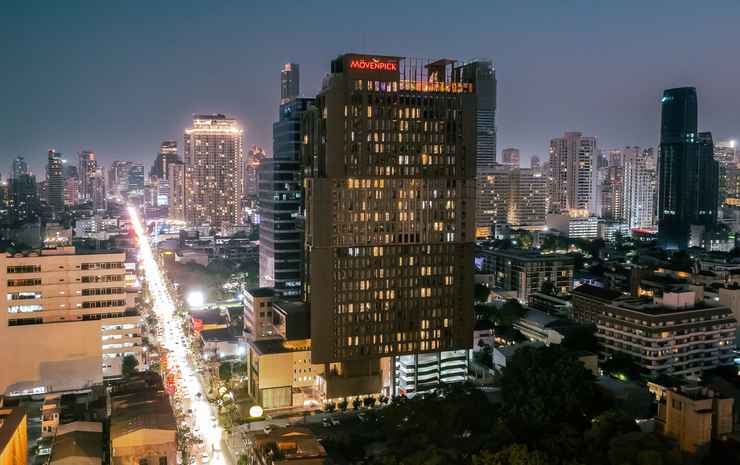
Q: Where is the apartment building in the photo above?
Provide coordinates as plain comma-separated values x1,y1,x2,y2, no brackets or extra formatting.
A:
573,287,736,378
0,246,140,396
477,249,574,301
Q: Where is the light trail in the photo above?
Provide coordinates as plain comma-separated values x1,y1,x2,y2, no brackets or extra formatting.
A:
129,206,229,465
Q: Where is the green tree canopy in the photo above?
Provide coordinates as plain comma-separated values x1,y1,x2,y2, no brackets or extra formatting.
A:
122,354,139,377
499,345,608,434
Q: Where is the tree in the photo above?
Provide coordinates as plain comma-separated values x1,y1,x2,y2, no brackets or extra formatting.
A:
499,345,607,434
352,398,362,410
475,283,491,303
583,410,640,464
122,354,139,377
473,444,552,465
219,363,233,383
492,299,527,327
561,324,599,352
363,396,377,408
607,431,676,465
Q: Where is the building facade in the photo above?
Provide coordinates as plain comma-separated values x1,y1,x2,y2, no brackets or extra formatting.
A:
259,92,311,296
501,147,520,167
658,87,719,250
184,114,245,228
78,151,97,203
302,54,476,398
623,147,657,228
150,141,179,180
478,249,574,301
0,246,140,395
574,287,736,378
548,132,598,214
47,150,65,213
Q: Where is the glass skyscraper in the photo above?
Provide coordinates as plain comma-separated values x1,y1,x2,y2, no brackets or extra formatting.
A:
259,63,312,297
657,87,719,250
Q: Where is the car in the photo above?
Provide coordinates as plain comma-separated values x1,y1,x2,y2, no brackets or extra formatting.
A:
263,424,273,434
357,412,367,422
200,452,209,463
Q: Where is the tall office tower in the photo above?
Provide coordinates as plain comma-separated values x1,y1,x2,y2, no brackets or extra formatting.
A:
7,174,39,223
478,165,512,232
12,157,28,179
91,169,106,211
184,114,245,227
600,165,624,220
622,147,656,228
46,150,65,212
127,164,145,195
508,168,547,226
714,140,738,205
78,150,97,202
302,54,476,398
245,145,267,198
657,87,719,250
501,147,520,167
150,141,179,180
64,174,79,207
108,161,132,199
548,132,598,214
450,60,495,236
259,69,312,296
167,160,185,220
281,63,300,104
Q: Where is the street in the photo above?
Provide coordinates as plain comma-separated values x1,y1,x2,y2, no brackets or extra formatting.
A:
130,206,232,465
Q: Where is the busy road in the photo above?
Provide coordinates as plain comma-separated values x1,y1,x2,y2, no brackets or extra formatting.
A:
129,206,231,465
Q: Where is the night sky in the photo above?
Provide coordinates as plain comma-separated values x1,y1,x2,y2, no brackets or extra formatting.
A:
2,1,739,175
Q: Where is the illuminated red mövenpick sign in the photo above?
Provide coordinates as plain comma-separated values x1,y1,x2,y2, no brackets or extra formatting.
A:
349,58,398,71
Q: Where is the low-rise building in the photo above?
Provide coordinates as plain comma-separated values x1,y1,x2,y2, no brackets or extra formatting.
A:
109,373,176,465
49,422,103,465
493,341,544,371
476,249,574,302
393,350,468,397
545,212,599,239
576,289,736,378
250,427,327,465
527,292,572,318
650,381,734,454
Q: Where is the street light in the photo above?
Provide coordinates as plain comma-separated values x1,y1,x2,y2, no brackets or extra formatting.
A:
186,290,204,308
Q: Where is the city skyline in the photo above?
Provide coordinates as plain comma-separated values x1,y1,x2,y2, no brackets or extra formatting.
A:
3,1,740,175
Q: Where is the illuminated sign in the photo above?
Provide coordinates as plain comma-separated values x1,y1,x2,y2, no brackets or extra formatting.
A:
349,58,398,71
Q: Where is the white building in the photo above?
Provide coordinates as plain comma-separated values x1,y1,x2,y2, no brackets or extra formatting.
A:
622,147,657,228
546,212,599,239
548,132,598,215
393,350,468,397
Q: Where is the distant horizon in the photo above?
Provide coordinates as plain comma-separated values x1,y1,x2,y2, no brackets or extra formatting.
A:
2,1,739,176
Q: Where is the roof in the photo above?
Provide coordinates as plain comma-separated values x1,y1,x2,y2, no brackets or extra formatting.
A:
246,287,275,298
479,248,575,263
572,283,624,301
252,339,298,356
49,430,102,463
253,427,327,461
200,327,241,343
519,309,558,329
0,407,26,453
495,341,544,358
191,309,228,326
110,391,176,439
273,301,310,340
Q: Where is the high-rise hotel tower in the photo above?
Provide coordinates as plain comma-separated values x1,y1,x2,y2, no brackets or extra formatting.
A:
302,54,476,397
184,114,245,227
